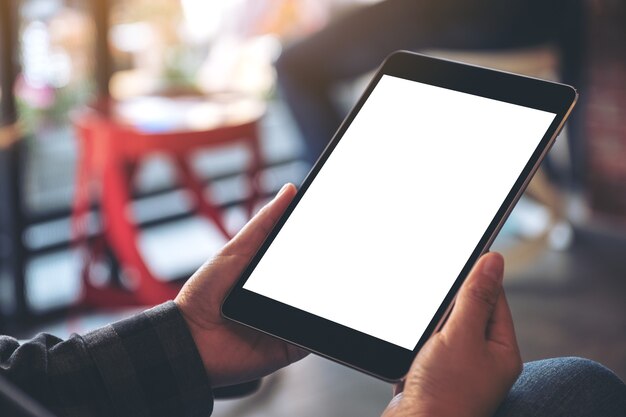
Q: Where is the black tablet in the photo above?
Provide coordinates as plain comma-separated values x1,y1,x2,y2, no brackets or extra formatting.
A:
222,51,577,381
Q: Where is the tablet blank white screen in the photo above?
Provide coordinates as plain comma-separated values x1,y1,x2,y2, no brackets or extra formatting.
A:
244,75,556,350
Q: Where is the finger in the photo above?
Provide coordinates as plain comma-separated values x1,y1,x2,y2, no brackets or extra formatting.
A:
392,379,405,397
222,183,297,256
486,290,518,350
442,252,504,342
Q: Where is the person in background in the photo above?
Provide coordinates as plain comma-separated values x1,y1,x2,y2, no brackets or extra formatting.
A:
275,0,586,188
1,184,624,417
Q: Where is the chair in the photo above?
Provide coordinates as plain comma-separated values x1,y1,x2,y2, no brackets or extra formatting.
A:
71,94,265,306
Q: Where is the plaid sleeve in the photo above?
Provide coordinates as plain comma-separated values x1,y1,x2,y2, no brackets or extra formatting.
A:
0,301,213,417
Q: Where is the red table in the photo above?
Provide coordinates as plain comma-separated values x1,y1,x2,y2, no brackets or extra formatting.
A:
72,94,265,306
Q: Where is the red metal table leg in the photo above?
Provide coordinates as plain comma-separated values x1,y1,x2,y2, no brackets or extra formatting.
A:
173,154,233,240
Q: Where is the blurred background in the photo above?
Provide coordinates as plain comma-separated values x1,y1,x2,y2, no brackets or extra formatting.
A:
0,0,624,416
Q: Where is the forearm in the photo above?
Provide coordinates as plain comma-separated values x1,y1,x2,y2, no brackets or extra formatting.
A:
0,302,213,417
0,331,110,415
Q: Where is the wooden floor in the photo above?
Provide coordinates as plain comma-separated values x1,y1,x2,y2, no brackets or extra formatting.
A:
506,225,626,381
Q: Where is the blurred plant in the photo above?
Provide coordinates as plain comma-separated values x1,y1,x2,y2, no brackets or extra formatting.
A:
161,46,202,93
16,79,94,135
16,6,95,135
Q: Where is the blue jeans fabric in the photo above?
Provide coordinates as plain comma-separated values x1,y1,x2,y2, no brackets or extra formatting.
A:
495,357,626,417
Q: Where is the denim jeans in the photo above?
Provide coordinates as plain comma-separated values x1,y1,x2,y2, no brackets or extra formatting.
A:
495,357,626,417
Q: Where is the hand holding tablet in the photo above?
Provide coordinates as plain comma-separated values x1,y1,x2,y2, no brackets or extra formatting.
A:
222,51,577,381
381,252,521,417
175,184,307,388
175,187,521,416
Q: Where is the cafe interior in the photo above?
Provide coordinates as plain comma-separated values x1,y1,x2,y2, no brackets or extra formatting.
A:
0,0,625,416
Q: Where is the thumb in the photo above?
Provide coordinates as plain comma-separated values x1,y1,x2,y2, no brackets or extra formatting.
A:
221,183,297,257
443,252,504,342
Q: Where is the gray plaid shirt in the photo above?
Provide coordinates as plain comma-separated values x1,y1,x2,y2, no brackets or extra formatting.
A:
0,302,213,417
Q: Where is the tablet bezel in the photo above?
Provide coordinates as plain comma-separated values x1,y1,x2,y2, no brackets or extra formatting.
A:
222,50,577,381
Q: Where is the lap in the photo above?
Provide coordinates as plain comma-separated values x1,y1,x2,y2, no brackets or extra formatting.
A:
495,357,626,417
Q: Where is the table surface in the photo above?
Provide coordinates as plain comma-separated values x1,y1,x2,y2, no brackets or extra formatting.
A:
100,93,266,134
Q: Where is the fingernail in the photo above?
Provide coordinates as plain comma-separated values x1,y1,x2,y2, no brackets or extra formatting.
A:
481,254,504,282
272,183,289,200
276,183,291,197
